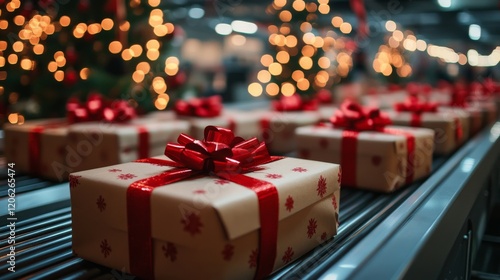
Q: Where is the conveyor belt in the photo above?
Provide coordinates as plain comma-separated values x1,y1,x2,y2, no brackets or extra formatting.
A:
0,155,447,280
2,121,500,279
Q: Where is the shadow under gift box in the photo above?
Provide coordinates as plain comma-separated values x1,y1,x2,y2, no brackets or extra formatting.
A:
4,118,68,181
295,125,434,193
386,111,468,155
66,118,190,173
69,156,341,279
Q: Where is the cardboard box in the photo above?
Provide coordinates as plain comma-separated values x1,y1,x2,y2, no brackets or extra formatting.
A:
70,156,341,279
296,124,434,192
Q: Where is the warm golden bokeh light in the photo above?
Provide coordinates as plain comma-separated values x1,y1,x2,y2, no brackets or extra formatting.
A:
101,18,114,30
109,41,123,54
80,68,90,80
257,70,271,83
331,16,343,28
299,56,313,70
261,54,274,67
33,44,44,55
266,83,279,96
281,82,295,96
59,16,71,27
276,50,290,64
54,70,64,81
248,82,263,97
339,22,352,34
147,49,160,61
268,62,283,76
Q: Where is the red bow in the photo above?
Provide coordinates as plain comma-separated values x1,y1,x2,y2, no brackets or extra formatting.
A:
394,96,438,114
315,89,334,104
66,93,136,123
165,126,270,174
272,94,318,112
174,95,222,118
331,101,391,131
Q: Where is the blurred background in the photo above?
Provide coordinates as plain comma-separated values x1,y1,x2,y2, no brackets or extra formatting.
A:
1,0,499,124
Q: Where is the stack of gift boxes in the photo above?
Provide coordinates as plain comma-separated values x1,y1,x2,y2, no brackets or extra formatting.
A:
3,83,498,278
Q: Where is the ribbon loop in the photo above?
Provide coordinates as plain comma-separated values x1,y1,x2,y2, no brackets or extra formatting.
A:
394,96,438,114
331,101,391,131
66,93,136,123
174,96,222,117
272,94,318,112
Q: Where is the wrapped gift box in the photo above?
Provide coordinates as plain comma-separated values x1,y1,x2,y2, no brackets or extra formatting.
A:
66,118,190,173
439,107,481,137
387,111,466,155
296,124,434,192
4,119,69,181
258,110,321,154
468,101,498,127
70,129,341,279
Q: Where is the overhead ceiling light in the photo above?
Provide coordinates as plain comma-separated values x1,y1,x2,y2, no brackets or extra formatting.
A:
231,20,258,34
469,24,481,40
188,7,204,19
437,0,451,8
215,23,232,35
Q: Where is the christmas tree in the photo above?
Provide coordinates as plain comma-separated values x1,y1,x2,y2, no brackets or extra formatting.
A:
248,0,354,100
0,0,186,125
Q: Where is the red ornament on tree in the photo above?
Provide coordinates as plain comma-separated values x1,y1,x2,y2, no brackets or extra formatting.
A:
66,47,78,65
167,71,187,89
64,69,78,87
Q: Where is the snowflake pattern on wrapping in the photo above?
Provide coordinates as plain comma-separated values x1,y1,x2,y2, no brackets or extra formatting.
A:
282,246,294,264
69,175,82,188
317,175,327,198
332,194,338,210
285,195,294,212
100,239,112,258
181,212,203,236
222,244,234,261
108,168,122,173
321,232,327,241
292,167,307,173
307,218,317,238
193,189,206,194
96,195,106,212
265,173,282,179
319,138,329,149
214,179,230,185
117,173,137,180
248,249,258,269
337,167,342,185
162,242,177,262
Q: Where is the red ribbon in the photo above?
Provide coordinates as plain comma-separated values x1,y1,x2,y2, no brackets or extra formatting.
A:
331,101,415,187
315,89,334,104
394,96,438,127
66,93,136,124
28,120,68,175
350,0,368,38
272,94,318,112
127,126,281,279
174,95,222,117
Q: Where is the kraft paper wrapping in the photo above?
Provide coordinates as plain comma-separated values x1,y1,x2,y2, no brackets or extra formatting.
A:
65,118,190,173
70,156,340,279
386,111,466,155
258,110,322,154
295,125,434,192
4,119,69,181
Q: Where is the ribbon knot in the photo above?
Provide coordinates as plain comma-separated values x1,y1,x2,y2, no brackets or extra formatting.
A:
164,126,270,174
394,96,438,114
174,95,222,117
272,94,318,112
331,101,391,131
66,93,136,123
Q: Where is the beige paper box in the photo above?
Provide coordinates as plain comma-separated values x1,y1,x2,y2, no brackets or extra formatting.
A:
70,156,340,279
65,118,190,174
296,125,434,192
386,111,467,155
4,119,69,181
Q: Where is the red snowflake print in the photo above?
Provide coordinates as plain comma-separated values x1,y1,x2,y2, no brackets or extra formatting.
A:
100,239,112,258
96,195,106,212
282,246,294,264
214,179,230,185
108,168,122,173
285,195,294,212
337,167,342,185
321,232,327,241
222,244,234,261
193,189,206,194
162,242,177,262
181,212,203,236
248,249,258,269
292,167,307,173
319,138,329,149
117,173,137,180
307,218,318,238
69,175,82,188
317,175,327,198
266,173,282,179
332,194,338,210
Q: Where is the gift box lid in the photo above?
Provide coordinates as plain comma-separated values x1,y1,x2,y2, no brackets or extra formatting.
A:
386,110,458,124
70,156,340,246
3,118,68,136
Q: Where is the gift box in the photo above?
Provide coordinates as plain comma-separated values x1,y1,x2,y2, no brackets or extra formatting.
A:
388,98,467,155
295,102,434,192
70,126,341,279
4,119,69,181
66,118,190,173
439,106,481,137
